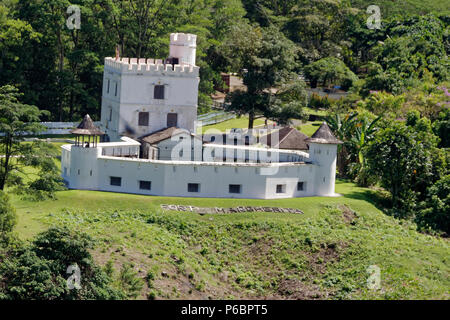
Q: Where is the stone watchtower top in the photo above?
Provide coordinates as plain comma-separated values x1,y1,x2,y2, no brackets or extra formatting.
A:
103,33,199,77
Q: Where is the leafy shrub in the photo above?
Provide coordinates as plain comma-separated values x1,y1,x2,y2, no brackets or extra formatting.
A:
22,173,67,201
118,263,144,299
0,191,16,244
309,93,332,110
417,175,450,235
0,227,125,299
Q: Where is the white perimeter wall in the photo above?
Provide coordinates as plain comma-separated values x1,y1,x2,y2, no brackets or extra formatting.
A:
62,145,319,199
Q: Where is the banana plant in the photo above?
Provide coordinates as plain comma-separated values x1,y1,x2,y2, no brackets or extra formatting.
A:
325,112,359,176
351,115,382,165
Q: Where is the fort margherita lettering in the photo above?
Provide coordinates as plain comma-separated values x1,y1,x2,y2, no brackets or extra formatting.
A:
160,204,304,214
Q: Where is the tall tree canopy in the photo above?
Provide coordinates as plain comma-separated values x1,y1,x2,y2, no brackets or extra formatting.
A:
223,23,307,128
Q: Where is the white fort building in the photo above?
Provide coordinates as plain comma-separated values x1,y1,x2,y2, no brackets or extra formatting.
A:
61,33,342,199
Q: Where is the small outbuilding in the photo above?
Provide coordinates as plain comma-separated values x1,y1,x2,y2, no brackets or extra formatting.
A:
139,127,202,160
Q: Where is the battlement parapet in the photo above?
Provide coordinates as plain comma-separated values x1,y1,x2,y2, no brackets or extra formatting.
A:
170,33,197,47
104,57,199,77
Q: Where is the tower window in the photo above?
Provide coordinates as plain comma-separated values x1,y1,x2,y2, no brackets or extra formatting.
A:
110,176,121,186
276,184,286,193
187,183,200,193
154,85,165,99
107,79,110,93
229,184,241,194
138,112,149,126
167,113,178,127
297,182,305,191
114,82,118,96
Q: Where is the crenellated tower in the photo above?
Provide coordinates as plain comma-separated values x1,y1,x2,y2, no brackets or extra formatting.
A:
100,33,199,142
169,33,197,66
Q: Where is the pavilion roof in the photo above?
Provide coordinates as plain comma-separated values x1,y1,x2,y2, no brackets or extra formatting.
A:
70,114,104,135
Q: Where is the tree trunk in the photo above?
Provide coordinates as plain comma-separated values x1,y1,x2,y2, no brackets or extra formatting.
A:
0,135,11,190
57,28,64,122
248,111,255,129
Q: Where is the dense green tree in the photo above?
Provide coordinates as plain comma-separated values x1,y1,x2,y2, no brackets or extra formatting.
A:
282,0,356,63
363,15,449,94
417,175,450,235
0,85,64,196
223,24,307,128
304,57,358,89
433,107,450,148
0,191,16,244
0,227,125,299
365,122,434,217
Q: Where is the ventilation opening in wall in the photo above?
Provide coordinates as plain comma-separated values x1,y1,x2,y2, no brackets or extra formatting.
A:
139,180,151,190
90,170,92,176
229,184,241,194
276,184,286,194
187,183,200,193
110,176,122,186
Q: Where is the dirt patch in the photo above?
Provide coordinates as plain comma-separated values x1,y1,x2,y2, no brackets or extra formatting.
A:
248,236,274,257
339,205,357,224
307,242,347,275
275,279,325,299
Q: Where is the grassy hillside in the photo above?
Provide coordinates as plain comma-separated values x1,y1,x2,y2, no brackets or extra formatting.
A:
350,0,450,17
10,181,449,300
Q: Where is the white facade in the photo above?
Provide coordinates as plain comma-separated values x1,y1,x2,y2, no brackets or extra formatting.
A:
61,136,339,199
100,33,199,141
63,32,341,199
61,138,327,199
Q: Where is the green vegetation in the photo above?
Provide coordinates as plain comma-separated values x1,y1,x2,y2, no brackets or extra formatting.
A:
223,24,308,128
201,116,268,133
0,226,125,299
296,121,322,137
0,85,65,198
304,57,357,90
350,0,450,17
5,181,449,300
0,0,449,300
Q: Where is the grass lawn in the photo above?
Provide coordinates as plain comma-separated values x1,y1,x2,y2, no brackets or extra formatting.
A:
9,179,450,300
200,116,268,133
304,107,327,117
297,121,322,137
